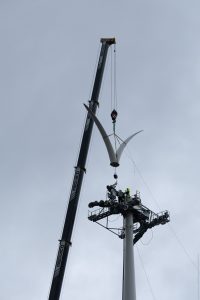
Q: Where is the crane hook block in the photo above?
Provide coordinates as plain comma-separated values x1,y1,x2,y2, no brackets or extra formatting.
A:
111,109,118,123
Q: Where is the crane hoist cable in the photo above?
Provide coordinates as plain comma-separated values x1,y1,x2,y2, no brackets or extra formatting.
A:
110,43,117,112
110,44,119,180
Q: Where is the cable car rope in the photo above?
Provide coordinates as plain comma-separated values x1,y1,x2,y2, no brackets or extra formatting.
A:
125,146,198,270
140,228,154,246
136,246,158,300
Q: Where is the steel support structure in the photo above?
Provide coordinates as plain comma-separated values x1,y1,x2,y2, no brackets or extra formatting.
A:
48,38,115,300
88,186,169,300
123,213,136,300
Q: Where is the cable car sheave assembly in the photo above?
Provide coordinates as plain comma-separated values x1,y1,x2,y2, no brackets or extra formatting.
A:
88,185,169,244
48,38,170,300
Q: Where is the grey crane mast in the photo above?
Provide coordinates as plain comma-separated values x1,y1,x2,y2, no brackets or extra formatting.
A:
48,38,115,300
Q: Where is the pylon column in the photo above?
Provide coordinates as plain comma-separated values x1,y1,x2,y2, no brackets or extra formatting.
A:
123,212,136,300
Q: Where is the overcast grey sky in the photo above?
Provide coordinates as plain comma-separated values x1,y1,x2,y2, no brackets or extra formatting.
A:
1,1,200,299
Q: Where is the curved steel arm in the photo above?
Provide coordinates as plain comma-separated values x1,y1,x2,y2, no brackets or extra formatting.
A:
84,104,142,167
116,130,143,161
84,104,118,166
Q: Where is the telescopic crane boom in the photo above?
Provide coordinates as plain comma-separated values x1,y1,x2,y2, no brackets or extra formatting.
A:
48,38,115,300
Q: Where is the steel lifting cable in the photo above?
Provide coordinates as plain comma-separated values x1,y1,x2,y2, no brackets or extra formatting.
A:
110,43,117,112
114,43,119,155
110,44,118,130
110,44,119,180
114,43,118,111
110,44,113,112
